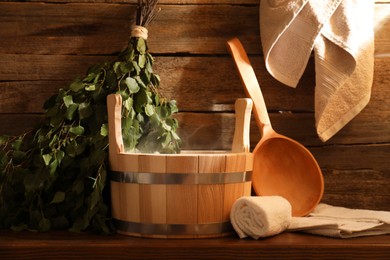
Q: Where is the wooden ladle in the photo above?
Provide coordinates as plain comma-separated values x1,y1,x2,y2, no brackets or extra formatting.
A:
227,38,324,216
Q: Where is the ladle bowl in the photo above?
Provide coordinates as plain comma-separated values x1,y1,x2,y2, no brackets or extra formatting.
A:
227,38,324,216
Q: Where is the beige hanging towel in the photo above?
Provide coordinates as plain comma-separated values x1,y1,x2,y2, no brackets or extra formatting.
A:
260,0,374,141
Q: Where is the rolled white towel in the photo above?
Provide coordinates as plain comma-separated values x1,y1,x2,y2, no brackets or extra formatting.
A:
230,196,292,239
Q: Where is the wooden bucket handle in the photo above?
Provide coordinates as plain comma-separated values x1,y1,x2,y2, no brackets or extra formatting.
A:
107,94,252,154
107,94,125,155
231,98,252,153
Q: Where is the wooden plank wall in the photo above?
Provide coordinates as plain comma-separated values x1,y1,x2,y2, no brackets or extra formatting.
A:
0,0,389,211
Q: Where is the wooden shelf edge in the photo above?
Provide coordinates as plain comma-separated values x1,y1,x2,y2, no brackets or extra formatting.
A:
1,230,389,259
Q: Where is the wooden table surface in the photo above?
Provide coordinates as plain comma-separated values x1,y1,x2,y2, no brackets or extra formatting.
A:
0,230,389,259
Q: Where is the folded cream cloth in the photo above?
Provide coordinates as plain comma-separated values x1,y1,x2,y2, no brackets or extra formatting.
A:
288,203,390,238
260,0,374,141
230,196,292,239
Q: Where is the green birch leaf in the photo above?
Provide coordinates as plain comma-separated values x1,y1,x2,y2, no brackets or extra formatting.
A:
136,38,146,54
12,150,26,164
135,91,147,113
169,100,179,113
42,154,52,166
92,84,105,101
120,62,132,74
66,141,77,158
134,76,146,89
63,95,73,108
85,84,96,91
49,159,58,174
113,61,122,75
124,77,140,93
83,73,95,83
87,63,103,75
0,150,7,167
137,113,144,123
123,97,134,112
100,124,108,137
51,191,66,204
55,150,65,165
122,128,138,151
122,117,133,132
132,61,140,75
78,102,93,119
148,113,160,126
162,121,172,131
145,104,154,116
142,69,151,83
165,118,177,127
128,48,135,61
162,133,171,147
129,107,136,120
151,74,160,86
45,105,59,118
105,69,117,88
11,138,23,151
118,89,129,101
70,80,85,92
156,106,168,118
69,126,85,136
0,135,8,146
154,93,160,105
138,54,146,68
146,53,154,66
75,141,86,155
93,73,101,84
50,113,63,127
65,103,78,120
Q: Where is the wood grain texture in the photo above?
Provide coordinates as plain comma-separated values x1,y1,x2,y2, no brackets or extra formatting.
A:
0,231,389,260
1,110,389,151
140,184,167,224
198,183,224,223
120,183,140,222
223,182,244,219
166,184,198,224
0,3,388,55
1,55,388,114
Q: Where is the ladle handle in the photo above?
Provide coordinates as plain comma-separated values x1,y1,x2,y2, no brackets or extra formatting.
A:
231,98,252,153
226,38,271,131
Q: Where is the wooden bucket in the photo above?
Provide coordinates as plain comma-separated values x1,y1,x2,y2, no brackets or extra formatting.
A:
107,94,253,238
